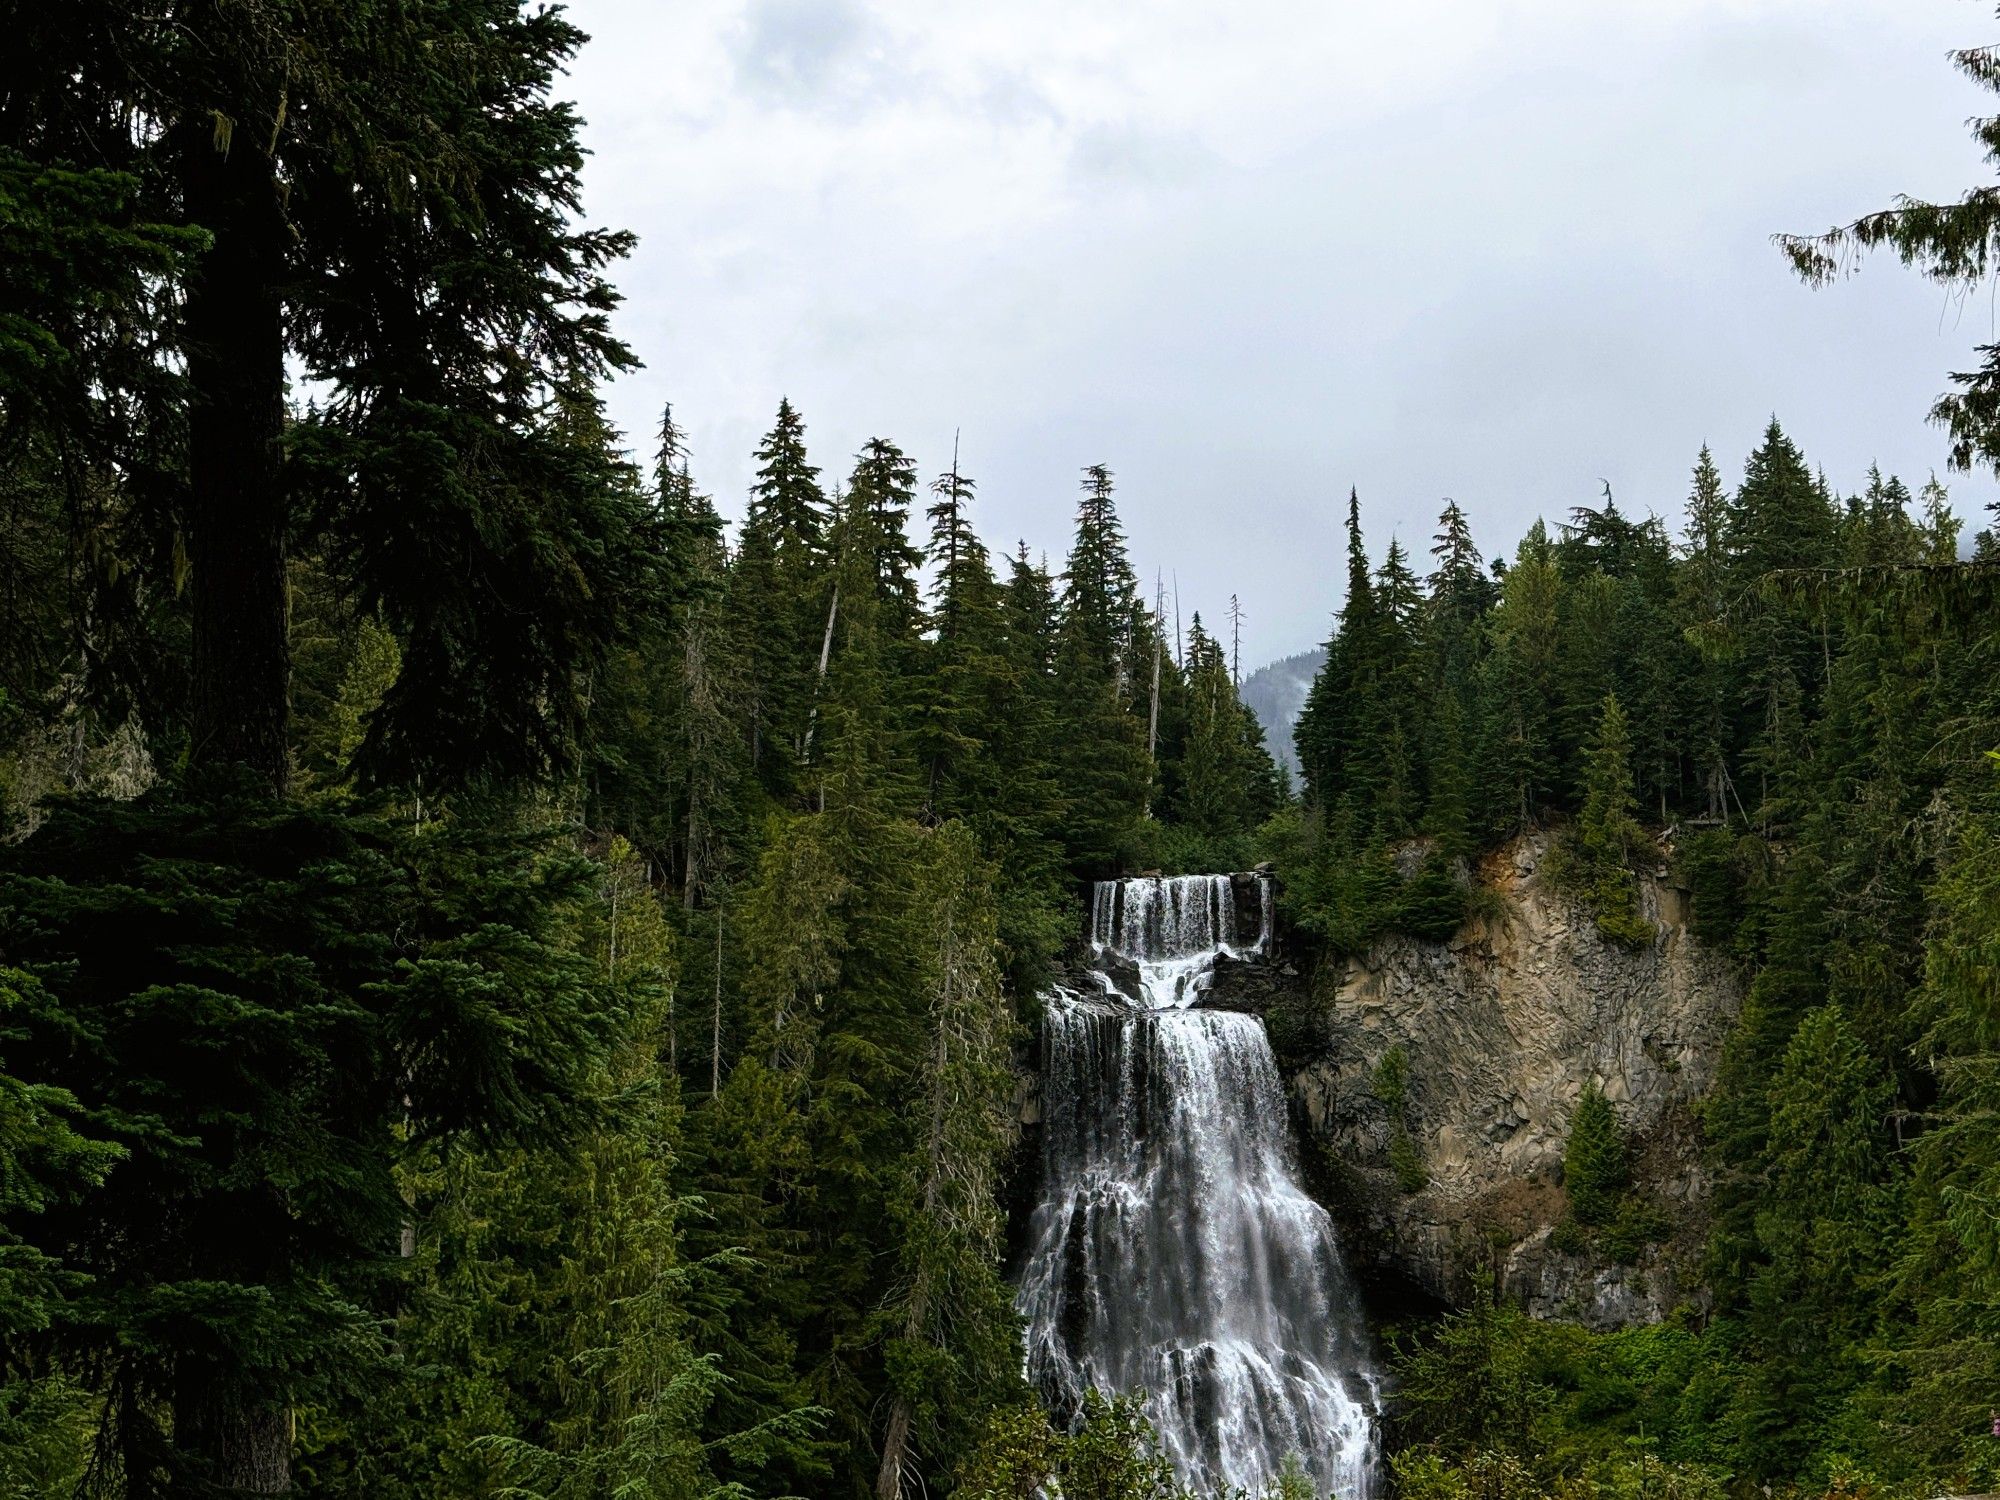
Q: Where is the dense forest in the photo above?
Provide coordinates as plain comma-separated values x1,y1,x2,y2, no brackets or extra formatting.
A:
3,4,1999,1500
1287,447,2000,1499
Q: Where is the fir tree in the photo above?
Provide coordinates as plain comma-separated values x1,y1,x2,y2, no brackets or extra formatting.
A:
1053,470,1149,871
0,795,633,1492
1727,421,1839,834
1575,694,1654,947
913,458,1006,824
738,399,834,791
1561,1086,1628,1229
847,438,926,639
1062,465,1140,686
1,8,668,1489
1297,490,1383,822
1474,524,1560,834
1780,25,2000,476
1679,444,1739,822
871,824,1023,1499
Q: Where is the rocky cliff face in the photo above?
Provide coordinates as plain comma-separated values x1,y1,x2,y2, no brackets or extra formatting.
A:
1284,835,1741,1329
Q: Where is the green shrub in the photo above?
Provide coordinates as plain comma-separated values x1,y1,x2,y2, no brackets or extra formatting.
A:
1599,1199,1673,1265
1390,1129,1431,1194
1396,860,1470,941
1258,1453,1322,1500
1127,817,1271,878
1372,1045,1429,1191
1371,1046,1410,1117
1548,1215,1591,1256
1274,823,1471,956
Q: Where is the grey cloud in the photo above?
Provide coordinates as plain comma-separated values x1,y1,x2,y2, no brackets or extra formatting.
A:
582,0,1998,663
733,0,872,101
1068,121,1217,189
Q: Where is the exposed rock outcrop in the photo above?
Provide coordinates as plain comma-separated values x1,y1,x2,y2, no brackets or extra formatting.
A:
1286,833,1740,1328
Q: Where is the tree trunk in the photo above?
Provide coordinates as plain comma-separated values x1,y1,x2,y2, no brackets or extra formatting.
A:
180,118,291,795
170,120,295,1496
875,1390,918,1500
174,1370,291,1497
711,911,725,1096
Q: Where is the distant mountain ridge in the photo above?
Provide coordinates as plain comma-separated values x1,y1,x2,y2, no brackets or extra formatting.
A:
1238,646,1324,777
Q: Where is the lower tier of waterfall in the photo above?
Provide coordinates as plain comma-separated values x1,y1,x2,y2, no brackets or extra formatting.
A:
1016,874,1380,1497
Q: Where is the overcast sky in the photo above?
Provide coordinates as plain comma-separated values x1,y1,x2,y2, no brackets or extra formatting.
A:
564,0,1996,663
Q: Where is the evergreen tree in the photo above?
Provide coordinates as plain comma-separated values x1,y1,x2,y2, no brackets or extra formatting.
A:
912,458,1007,824
1475,525,1560,833
737,399,834,792
1372,540,1424,838
987,548,1075,987
1727,421,1839,833
1053,470,1149,871
0,796,633,1492
0,8,673,1491
1561,1086,1629,1229
1175,614,1243,836
1062,465,1139,685
1734,1007,1894,1474
847,438,926,640
1679,444,1739,822
309,839,730,1500
871,824,1023,1499
1428,499,1495,625
1879,753,2000,1475
1780,24,2000,477
1574,694,1654,947
1297,491,1384,824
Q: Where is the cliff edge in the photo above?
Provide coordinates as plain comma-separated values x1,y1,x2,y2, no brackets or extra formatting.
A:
1284,833,1741,1329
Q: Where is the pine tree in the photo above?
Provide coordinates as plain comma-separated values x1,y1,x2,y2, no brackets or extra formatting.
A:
671,474,746,911
847,438,926,639
1176,614,1243,836
1423,691,1474,858
1297,490,1384,822
1679,444,1739,822
6,2,660,793
1725,422,1840,836
1879,755,2000,1472
1428,499,1494,624
738,399,834,792
1,8,671,1490
1053,470,1149,871
0,796,633,1492
317,839,729,1500
871,824,1022,1499
1475,524,1560,834
1373,540,1423,838
987,549,1074,987
1780,28,2000,476
1734,1006,1894,1475
1575,694,1654,947
910,457,1007,824
1062,465,1140,686
0,967,120,1496
1561,1086,1628,1229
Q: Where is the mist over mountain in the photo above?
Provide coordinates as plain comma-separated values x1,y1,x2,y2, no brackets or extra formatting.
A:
1238,647,1325,776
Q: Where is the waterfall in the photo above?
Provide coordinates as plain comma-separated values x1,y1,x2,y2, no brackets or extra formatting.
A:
1018,874,1380,1498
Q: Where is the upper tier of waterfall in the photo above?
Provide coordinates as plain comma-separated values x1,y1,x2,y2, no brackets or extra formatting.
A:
1018,873,1381,1498
1087,872,1272,1010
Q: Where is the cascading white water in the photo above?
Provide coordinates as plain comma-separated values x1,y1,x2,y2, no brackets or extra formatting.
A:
1019,874,1380,1498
